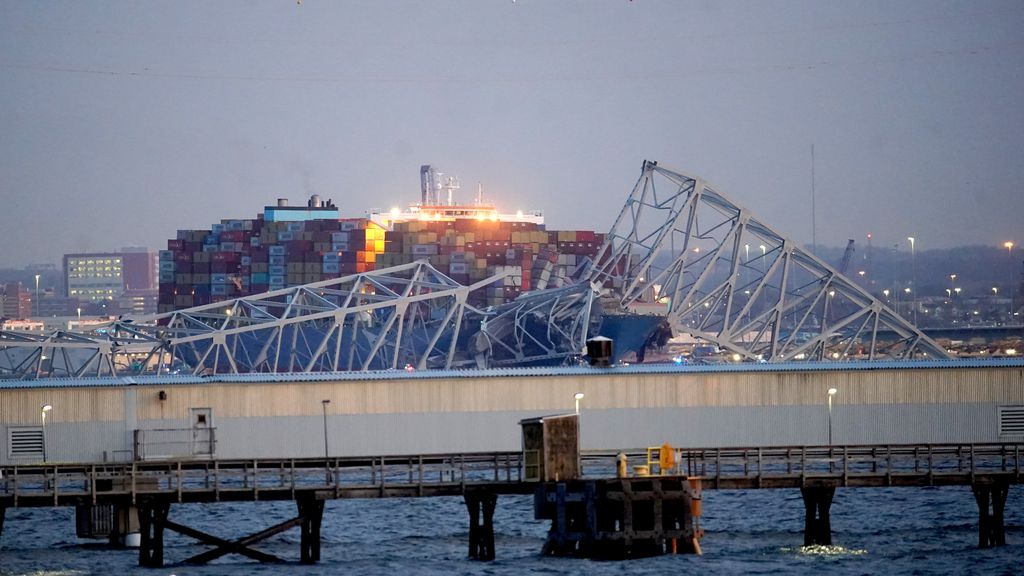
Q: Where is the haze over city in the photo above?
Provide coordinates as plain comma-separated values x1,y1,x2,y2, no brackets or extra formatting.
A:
2,0,1022,267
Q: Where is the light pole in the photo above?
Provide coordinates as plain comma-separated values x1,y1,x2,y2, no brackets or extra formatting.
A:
826,388,837,445
1006,242,1015,320
759,245,767,274
41,404,53,462
574,392,585,415
321,399,331,461
907,237,917,325
34,274,40,318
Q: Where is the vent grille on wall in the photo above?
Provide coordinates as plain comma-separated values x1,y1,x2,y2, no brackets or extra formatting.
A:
998,405,1024,437
8,426,44,458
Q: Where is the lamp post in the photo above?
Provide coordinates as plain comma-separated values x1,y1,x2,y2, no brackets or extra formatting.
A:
759,245,767,274
34,274,40,318
1005,242,1015,320
41,404,53,462
907,237,917,325
321,399,331,461
574,392,585,415
826,388,837,446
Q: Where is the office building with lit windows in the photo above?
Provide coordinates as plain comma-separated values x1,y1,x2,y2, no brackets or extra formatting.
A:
62,249,158,313
63,252,124,303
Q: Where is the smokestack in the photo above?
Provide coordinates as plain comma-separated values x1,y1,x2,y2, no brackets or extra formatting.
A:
420,165,432,205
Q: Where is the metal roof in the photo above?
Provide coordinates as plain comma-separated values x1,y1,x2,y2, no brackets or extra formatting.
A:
1,357,1021,390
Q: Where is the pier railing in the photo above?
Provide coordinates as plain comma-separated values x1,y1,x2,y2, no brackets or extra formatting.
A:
586,443,1023,489
4,444,1022,507
0,451,527,507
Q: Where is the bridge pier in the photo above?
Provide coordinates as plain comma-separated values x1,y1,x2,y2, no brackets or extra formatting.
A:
972,482,1009,548
465,491,497,561
800,486,835,546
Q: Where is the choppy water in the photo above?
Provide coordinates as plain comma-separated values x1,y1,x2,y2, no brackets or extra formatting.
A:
1,486,1020,575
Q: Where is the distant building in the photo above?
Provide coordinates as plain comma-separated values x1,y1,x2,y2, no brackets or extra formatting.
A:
35,291,82,318
0,318,45,333
63,248,159,308
121,246,158,291
64,252,123,303
2,282,32,319
119,288,158,315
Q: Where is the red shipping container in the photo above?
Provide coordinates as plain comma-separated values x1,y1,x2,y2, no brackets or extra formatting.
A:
167,239,185,250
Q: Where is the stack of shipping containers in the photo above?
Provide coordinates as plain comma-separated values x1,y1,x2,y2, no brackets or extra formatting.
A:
159,204,602,313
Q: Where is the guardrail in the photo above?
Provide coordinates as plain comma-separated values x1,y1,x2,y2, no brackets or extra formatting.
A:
134,428,217,461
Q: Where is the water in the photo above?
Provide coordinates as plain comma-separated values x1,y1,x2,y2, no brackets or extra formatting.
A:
1,486,1020,575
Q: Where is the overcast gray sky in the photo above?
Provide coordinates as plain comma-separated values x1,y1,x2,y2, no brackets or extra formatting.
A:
2,0,1022,267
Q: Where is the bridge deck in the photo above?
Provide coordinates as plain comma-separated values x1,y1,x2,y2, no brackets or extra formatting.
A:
1,444,1020,508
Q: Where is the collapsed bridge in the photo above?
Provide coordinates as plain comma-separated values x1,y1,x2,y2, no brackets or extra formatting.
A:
0,161,948,379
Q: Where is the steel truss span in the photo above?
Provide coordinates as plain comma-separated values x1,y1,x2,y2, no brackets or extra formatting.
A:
588,160,950,362
0,261,599,379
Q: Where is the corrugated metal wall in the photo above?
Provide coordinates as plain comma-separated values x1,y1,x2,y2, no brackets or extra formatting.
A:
2,365,1022,463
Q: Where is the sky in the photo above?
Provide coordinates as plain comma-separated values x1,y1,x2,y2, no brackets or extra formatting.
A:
1,0,1023,268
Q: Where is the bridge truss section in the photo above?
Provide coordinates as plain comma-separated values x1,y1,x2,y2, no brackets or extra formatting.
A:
463,281,601,369
151,260,502,374
0,322,166,380
0,260,604,380
588,160,950,361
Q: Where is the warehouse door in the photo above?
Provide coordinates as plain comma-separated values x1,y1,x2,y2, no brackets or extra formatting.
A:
190,407,214,456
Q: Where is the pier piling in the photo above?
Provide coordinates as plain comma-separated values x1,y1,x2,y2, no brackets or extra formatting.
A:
972,481,1009,548
800,486,835,546
298,496,325,563
137,499,170,568
465,491,497,560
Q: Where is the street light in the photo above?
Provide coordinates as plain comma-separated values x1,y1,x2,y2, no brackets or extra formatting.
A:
34,274,40,318
907,237,917,325
41,404,53,462
759,245,767,274
826,388,837,445
574,392,585,415
321,399,331,461
1005,242,1015,319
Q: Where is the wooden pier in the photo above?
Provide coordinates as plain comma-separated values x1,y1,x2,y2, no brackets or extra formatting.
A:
1,443,1021,566
0,452,530,566
602,442,1022,548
